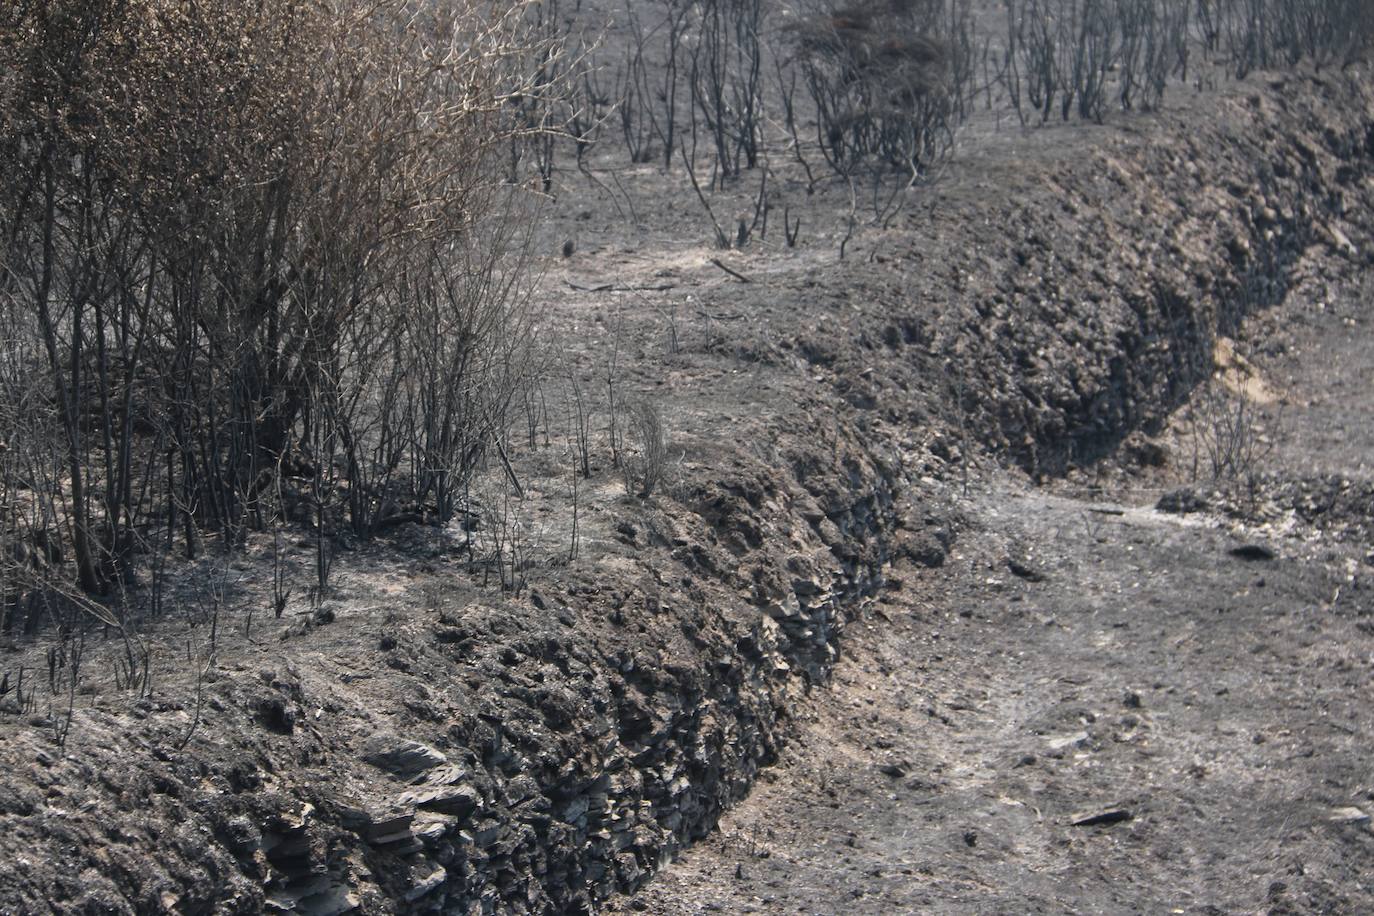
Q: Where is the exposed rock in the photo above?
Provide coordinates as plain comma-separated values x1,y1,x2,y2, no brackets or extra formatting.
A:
404,866,447,903
361,736,448,778
1329,806,1371,827
1046,731,1089,752
1007,556,1047,583
398,785,481,821
1157,488,1211,515
360,811,414,845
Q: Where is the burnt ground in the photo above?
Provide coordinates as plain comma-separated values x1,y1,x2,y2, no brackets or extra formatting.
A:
606,241,1374,915
616,495,1374,914
605,203,1374,914
3,24,1374,916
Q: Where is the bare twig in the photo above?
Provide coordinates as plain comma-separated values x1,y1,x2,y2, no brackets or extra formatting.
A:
709,258,752,283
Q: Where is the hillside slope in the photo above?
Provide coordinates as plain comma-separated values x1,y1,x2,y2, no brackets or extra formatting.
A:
2,60,1373,916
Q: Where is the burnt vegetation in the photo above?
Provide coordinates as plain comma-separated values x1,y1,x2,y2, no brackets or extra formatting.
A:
0,0,1371,725
787,0,975,178
0,0,1369,911
0,0,564,647
538,0,1374,250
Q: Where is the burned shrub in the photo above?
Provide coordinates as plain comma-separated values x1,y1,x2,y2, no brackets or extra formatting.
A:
0,0,555,620
623,400,669,500
786,0,976,178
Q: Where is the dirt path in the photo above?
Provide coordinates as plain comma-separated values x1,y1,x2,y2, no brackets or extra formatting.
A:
608,484,1374,914
607,274,1374,914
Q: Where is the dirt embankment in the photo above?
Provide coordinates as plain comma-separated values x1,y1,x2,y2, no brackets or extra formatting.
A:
2,70,1373,915
797,74,1374,479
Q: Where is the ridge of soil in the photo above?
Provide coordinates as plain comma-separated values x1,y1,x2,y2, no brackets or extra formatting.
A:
609,479,1374,914
2,63,1373,915
605,213,1374,916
